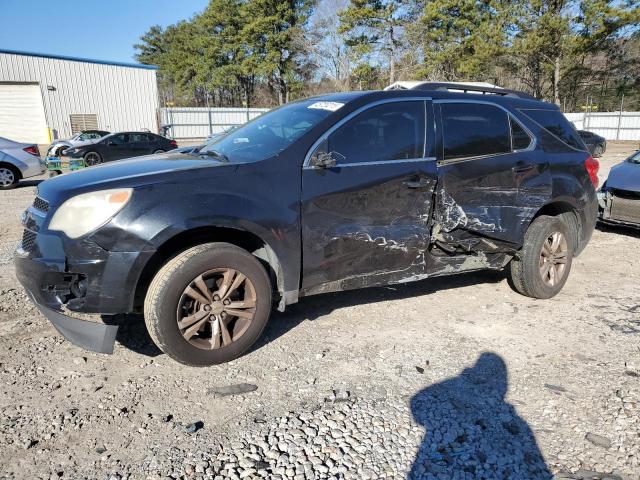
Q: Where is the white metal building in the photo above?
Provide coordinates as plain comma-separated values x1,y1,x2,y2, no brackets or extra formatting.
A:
0,49,159,144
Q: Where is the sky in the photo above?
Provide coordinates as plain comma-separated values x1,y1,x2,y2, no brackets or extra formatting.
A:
0,0,209,64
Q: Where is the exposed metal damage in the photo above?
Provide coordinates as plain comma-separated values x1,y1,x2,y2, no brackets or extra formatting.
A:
301,176,538,297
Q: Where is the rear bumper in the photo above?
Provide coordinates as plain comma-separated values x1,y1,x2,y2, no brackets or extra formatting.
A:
575,192,598,256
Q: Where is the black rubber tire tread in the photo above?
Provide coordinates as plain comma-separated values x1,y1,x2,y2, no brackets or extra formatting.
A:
508,215,574,299
83,152,102,166
0,164,20,190
144,242,272,366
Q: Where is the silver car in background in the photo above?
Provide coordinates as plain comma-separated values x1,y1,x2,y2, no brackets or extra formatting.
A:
0,136,45,189
47,130,110,156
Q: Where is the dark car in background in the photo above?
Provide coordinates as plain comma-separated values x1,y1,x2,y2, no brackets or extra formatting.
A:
15,83,598,366
578,130,606,157
598,150,640,228
63,132,177,165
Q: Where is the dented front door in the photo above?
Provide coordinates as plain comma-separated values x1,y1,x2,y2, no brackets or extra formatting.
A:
300,99,437,294
433,101,551,250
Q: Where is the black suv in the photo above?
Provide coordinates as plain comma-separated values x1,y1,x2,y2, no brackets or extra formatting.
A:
15,83,598,366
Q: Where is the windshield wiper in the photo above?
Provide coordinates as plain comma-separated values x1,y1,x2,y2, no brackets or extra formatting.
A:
201,149,229,162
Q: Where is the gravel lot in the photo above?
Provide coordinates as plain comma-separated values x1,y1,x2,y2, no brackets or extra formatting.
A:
1,143,639,480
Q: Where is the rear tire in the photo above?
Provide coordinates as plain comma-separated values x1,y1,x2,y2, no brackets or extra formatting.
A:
508,215,573,299
153,149,165,154
84,151,102,166
593,145,603,157
144,242,272,366
0,164,20,190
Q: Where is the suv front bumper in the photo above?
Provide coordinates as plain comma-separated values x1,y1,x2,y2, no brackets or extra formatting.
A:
15,207,155,354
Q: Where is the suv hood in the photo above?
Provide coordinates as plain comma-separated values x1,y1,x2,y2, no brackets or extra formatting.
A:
605,160,640,193
38,153,231,202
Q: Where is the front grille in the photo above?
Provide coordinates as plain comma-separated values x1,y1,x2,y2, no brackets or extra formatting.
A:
33,196,49,213
610,194,640,224
21,229,37,252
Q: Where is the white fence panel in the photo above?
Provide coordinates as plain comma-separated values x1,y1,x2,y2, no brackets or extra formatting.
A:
564,111,640,141
161,107,640,141
160,107,269,140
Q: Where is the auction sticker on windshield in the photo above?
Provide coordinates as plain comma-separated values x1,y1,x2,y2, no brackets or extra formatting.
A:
307,101,344,112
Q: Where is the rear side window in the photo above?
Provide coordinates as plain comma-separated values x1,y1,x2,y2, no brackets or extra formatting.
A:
441,103,511,160
510,118,532,150
520,109,584,150
131,133,149,143
109,134,129,144
328,101,425,164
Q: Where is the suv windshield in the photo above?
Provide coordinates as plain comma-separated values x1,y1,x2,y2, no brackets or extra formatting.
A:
199,99,342,163
629,151,640,164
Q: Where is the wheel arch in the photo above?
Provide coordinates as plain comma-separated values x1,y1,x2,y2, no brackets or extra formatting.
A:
530,200,581,252
0,161,22,177
133,225,286,313
0,162,22,187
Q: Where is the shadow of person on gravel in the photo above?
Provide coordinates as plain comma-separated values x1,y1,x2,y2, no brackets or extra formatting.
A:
409,352,552,480
254,270,506,351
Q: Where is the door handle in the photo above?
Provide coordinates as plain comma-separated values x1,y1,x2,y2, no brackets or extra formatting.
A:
403,177,430,189
512,164,536,174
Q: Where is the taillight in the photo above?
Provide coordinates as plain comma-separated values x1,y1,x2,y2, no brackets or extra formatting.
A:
23,145,39,157
170,140,178,147
584,156,599,187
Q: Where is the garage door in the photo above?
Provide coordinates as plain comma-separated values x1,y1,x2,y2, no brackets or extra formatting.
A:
0,83,48,144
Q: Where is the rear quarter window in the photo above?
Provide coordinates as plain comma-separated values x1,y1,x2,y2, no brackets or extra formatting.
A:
440,103,511,160
520,109,585,151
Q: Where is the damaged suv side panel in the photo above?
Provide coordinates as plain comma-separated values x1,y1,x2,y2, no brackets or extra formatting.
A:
300,98,437,295
431,101,552,255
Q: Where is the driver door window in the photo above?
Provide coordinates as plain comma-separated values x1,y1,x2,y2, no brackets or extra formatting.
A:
327,101,426,164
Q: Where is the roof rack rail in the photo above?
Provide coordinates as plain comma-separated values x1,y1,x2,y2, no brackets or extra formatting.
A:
406,82,536,100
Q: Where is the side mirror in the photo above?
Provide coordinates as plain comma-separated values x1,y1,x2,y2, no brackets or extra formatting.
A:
108,141,117,146
314,151,344,169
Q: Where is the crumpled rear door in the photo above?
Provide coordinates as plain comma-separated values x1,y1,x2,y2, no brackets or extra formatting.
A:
433,101,551,251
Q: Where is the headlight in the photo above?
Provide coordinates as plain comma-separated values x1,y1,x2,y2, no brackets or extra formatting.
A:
49,189,132,238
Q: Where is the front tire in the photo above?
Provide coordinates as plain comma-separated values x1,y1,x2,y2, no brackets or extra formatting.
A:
508,215,573,299
84,151,102,166
144,243,272,366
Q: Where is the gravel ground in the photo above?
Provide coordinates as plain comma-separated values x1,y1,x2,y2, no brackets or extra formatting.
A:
0,143,639,480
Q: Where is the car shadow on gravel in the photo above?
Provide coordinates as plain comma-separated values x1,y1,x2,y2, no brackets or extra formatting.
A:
596,222,640,239
103,270,506,358
17,179,43,188
409,352,552,479
101,313,162,357
254,269,506,351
